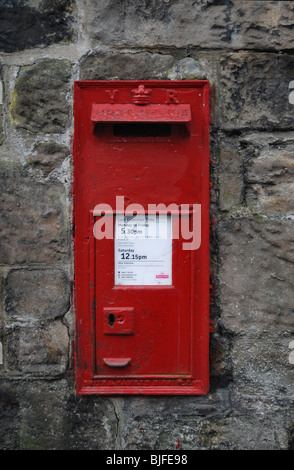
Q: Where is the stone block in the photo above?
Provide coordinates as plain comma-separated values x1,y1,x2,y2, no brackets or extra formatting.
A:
63,394,118,450
246,146,294,214
79,50,175,80
82,0,230,49
28,141,70,176
218,139,243,211
168,53,219,82
6,320,68,375
230,328,294,398
219,415,291,450
81,0,294,52
231,1,294,51
116,391,229,450
0,0,76,53
0,65,3,146
10,59,72,134
219,52,294,130
0,380,19,449
219,217,294,334
5,268,70,321
117,390,291,450
0,171,69,265
0,378,118,450
16,379,70,450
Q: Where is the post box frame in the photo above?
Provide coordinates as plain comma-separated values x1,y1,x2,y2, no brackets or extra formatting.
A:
73,80,210,395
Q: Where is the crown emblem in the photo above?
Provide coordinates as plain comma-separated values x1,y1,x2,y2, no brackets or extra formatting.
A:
131,84,152,105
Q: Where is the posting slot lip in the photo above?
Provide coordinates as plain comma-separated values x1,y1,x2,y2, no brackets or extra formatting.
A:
103,358,131,368
91,103,191,123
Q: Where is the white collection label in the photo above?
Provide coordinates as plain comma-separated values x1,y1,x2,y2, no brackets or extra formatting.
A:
115,214,172,286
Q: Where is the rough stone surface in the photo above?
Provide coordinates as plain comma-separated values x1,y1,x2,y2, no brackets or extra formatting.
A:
0,0,76,53
0,171,69,265
231,1,294,51
168,54,219,82
219,52,294,131
0,379,118,450
5,268,70,321
62,393,118,450
217,415,291,450
218,138,243,211
83,0,294,51
114,392,230,450
80,50,175,80
0,65,3,146
6,320,69,375
10,59,72,134
246,146,294,215
83,0,230,49
0,380,19,449
28,141,70,176
231,327,294,398
219,217,294,334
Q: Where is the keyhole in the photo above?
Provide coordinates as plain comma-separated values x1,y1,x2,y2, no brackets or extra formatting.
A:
108,313,115,327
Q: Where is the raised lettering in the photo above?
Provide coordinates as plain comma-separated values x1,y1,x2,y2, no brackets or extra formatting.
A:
165,90,179,104
105,89,118,104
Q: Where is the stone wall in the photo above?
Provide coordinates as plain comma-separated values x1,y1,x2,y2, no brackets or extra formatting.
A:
0,0,293,450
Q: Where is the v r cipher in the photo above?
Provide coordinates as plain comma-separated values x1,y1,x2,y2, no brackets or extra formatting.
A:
106,453,188,467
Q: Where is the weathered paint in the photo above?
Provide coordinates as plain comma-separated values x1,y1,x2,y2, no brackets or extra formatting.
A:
73,80,210,395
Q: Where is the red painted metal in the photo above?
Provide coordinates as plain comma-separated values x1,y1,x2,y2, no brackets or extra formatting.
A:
103,307,134,335
73,80,210,395
91,103,191,122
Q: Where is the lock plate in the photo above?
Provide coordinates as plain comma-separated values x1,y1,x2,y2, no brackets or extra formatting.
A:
103,307,134,335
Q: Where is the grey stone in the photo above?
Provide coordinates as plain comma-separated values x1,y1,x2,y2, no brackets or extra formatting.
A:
220,415,291,450
218,139,244,211
219,217,294,335
6,320,69,375
82,0,231,50
241,131,294,149
17,379,70,450
0,171,69,265
63,394,118,450
231,328,294,399
79,50,175,80
82,0,294,51
247,147,294,185
209,327,233,390
231,1,294,52
112,388,294,449
0,0,76,53
0,65,3,146
107,392,229,450
168,54,219,82
0,270,4,325
219,52,294,130
0,380,19,449
5,268,70,321
0,379,118,450
29,141,70,176
10,59,72,134
246,146,294,214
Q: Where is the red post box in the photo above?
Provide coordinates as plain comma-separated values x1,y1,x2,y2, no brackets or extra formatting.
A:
73,80,210,395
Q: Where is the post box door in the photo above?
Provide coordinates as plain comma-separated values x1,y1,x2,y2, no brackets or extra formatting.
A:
74,80,210,395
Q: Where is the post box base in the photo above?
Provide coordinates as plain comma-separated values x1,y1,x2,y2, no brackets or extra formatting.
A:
77,380,209,396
